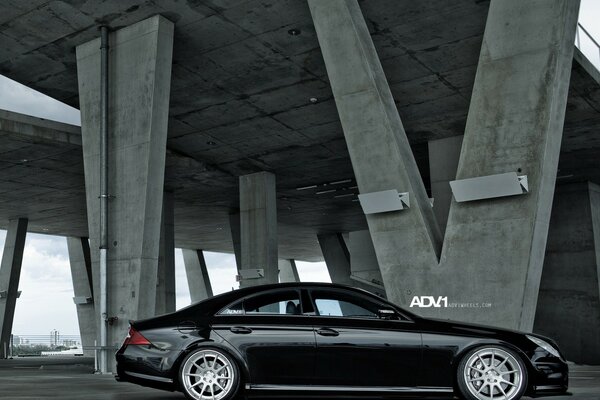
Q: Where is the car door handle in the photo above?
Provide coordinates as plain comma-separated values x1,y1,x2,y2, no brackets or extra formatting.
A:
316,328,339,337
230,326,253,334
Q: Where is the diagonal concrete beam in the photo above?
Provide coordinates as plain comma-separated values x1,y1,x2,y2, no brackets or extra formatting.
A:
182,249,213,303
66,236,95,357
311,0,580,331
308,0,442,265
0,218,27,359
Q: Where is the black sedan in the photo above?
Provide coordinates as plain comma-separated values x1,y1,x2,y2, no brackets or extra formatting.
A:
116,282,568,400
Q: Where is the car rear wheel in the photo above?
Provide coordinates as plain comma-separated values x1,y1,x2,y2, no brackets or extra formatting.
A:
457,346,527,400
179,348,240,400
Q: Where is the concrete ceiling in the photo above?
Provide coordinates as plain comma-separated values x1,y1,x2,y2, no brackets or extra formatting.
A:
0,0,598,261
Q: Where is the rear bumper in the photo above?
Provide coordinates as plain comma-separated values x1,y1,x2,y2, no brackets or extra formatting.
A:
115,345,182,392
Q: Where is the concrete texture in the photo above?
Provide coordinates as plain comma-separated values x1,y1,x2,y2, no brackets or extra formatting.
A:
156,192,176,315
66,237,95,358
428,136,463,235
239,172,278,287
278,259,300,283
317,233,352,286
348,230,385,293
182,249,213,304
76,16,174,371
229,212,242,272
440,0,580,331
0,218,27,359
0,2,598,263
0,357,599,399
311,0,581,332
534,183,600,365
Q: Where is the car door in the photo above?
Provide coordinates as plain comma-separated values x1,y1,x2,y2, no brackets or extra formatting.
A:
310,288,422,388
211,288,316,385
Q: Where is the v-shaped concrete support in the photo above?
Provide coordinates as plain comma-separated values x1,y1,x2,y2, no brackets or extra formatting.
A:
309,0,580,331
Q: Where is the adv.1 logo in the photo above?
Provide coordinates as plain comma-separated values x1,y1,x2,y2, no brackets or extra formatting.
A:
410,296,448,308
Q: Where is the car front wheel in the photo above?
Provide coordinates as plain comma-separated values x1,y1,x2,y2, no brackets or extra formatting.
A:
457,346,527,400
179,347,241,400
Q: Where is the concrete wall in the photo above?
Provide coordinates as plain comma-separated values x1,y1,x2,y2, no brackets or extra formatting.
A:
534,182,600,364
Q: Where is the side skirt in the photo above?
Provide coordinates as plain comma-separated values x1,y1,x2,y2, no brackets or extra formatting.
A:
245,384,453,393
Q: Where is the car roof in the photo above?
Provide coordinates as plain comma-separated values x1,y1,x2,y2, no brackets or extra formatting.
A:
178,282,377,315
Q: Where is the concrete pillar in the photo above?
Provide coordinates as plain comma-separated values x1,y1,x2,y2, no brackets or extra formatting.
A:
428,136,463,235
156,191,175,315
317,233,352,286
278,259,300,283
310,0,579,330
534,182,600,364
182,249,213,303
348,230,385,295
239,172,278,287
76,15,174,370
66,237,95,357
228,211,242,274
0,218,27,359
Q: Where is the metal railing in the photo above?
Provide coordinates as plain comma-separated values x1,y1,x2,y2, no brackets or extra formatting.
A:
576,22,600,70
6,334,82,357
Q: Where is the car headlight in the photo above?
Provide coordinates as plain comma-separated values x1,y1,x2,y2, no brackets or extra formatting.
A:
526,335,561,358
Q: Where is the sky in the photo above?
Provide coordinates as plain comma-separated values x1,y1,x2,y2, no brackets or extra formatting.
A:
0,2,598,336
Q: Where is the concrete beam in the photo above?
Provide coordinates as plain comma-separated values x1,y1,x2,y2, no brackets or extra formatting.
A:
311,0,580,330
156,191,175,315
76,15,174,371
228,211,242,274
0,218,27,359
0,109,81,145
182,249,213,303
66,237,95,358
239,172,278,287
317,233,352,286
534,182,600,364
428,136,463,235
278,259,300,283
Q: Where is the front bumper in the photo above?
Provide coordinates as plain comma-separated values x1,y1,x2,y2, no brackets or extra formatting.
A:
528,356,568,396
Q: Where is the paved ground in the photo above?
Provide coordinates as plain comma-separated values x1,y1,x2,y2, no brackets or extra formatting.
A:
0,357,598,399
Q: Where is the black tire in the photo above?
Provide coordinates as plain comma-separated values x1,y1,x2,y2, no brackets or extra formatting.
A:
178,347,241,400
456,345,528,400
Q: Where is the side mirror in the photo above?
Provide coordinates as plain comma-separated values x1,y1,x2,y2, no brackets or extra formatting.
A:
378,309,399,320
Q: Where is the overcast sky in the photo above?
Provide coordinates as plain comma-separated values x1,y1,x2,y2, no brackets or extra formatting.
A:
0,2,598,336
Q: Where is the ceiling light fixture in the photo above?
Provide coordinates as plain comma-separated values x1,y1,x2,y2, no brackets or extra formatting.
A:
288,28,301,36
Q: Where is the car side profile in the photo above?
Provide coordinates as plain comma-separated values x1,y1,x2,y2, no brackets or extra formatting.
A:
116,283,568,400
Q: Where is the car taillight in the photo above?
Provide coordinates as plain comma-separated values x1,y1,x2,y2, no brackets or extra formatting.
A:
122,326,151,346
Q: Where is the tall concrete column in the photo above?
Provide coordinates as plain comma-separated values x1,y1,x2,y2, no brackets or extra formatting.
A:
239,172,278,287
428,136,463,235
76,15,174,370
310,0,579,330
278,259,300,283
182,249,213,303
156,191,175,315
0,218,27,359
318,233,352,286
534,182,600,364
66,237,95,357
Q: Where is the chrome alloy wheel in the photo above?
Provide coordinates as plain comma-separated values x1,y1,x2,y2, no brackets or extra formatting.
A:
181,349,236,400
463,347,524,400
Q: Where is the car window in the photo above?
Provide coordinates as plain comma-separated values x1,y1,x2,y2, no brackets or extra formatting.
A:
311,290,381,319
219,290,302,315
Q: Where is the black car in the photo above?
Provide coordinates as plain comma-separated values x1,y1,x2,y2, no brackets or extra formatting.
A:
116,282,568,400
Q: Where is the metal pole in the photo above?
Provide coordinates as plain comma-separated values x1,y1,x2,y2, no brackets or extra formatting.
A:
99,25,109,374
